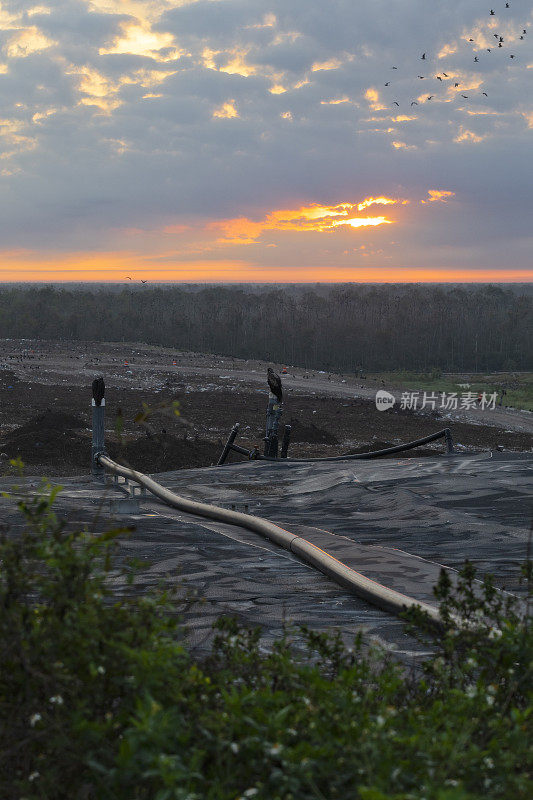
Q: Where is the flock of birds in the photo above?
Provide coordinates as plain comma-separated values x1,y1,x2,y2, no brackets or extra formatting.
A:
383,3,528,108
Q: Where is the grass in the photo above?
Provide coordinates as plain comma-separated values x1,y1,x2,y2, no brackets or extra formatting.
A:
368,371,533,412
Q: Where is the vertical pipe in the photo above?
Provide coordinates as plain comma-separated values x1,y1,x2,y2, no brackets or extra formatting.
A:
444,427,454,453
265,393,283,457
91,399,106,478
217,423,240,465
280,424,292,458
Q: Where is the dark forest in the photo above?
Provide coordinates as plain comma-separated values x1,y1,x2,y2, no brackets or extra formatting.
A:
0,284,531,372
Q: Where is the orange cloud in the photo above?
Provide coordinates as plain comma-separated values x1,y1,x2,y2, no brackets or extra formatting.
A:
422,189,456,203
212,100,238,119
210,200,401,244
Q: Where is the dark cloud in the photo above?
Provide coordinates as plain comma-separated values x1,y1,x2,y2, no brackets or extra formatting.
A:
0,0,531,274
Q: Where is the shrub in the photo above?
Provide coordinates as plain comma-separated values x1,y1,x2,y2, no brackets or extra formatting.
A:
1,483,531,799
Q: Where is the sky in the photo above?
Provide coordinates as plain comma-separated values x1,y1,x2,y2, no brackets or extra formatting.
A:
0,0,532,283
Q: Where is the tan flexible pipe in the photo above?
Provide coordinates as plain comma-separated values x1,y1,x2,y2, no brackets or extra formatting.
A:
98,454,441,623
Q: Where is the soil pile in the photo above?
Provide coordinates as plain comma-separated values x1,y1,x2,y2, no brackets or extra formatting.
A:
287,417,338,445
107,434,222,473
0,410,89,468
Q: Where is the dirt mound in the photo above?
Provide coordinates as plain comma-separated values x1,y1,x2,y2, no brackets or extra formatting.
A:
14,410,87,435
287,417,338,445
107,433,222,473
1,411,89,467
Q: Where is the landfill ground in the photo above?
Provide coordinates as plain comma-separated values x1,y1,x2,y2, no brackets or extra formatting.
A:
0,339,531,655
0,338,531,477
1,452,530,658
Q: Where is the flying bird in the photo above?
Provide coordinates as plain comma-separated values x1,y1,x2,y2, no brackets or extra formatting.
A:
499,36,504,41
520,35,524,39
411,101,418,105
443,72,449,77
510,54,515,58
454,82,460,87
384,82,390,86
125,276,132,280
141,280,148,283
523,30,526,34
482,91,488,96
487,48,491,51
418,75,425,79
490,9,495,15
461,94,468,98
427,95,434,100
505,2,509,7
267,368,283,402
392,101,400,106
391,66,398,69
474,56,479,62
469,38,474,42
437,75,443,80
498,42,503,47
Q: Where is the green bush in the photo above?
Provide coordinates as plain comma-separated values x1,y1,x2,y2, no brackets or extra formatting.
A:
1,483,531,799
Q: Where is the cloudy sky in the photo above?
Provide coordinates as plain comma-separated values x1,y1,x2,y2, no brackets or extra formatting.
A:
0,0,532,282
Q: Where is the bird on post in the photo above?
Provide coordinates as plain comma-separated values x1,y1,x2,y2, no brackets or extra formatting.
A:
92,377,105,406
267,367,283,402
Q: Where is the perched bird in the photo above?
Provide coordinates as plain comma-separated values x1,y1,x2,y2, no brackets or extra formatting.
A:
498,42,503,47
92,377,105,406
499,36,504,41
510,54,515,58
267,368,283,402
474,56,479,62
454,82,460,87
523,30,526,34
421,52,426,59
505,2,509,7
490,9,495,15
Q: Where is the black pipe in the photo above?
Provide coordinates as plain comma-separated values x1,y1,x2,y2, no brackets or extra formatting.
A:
222,427,452,464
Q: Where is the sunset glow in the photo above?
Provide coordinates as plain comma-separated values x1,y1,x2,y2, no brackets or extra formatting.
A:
0,0,530,283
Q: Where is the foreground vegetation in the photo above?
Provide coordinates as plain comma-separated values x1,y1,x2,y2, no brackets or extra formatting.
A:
1,482,531,799
0,283,531,373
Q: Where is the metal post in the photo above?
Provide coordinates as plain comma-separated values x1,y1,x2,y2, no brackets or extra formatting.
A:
217,423,240,465
280,424,292,459
444,427,454,454
265,393,283,457
91,377,106,478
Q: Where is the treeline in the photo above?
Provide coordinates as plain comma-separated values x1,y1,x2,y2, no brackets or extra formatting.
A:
0,284,531,372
